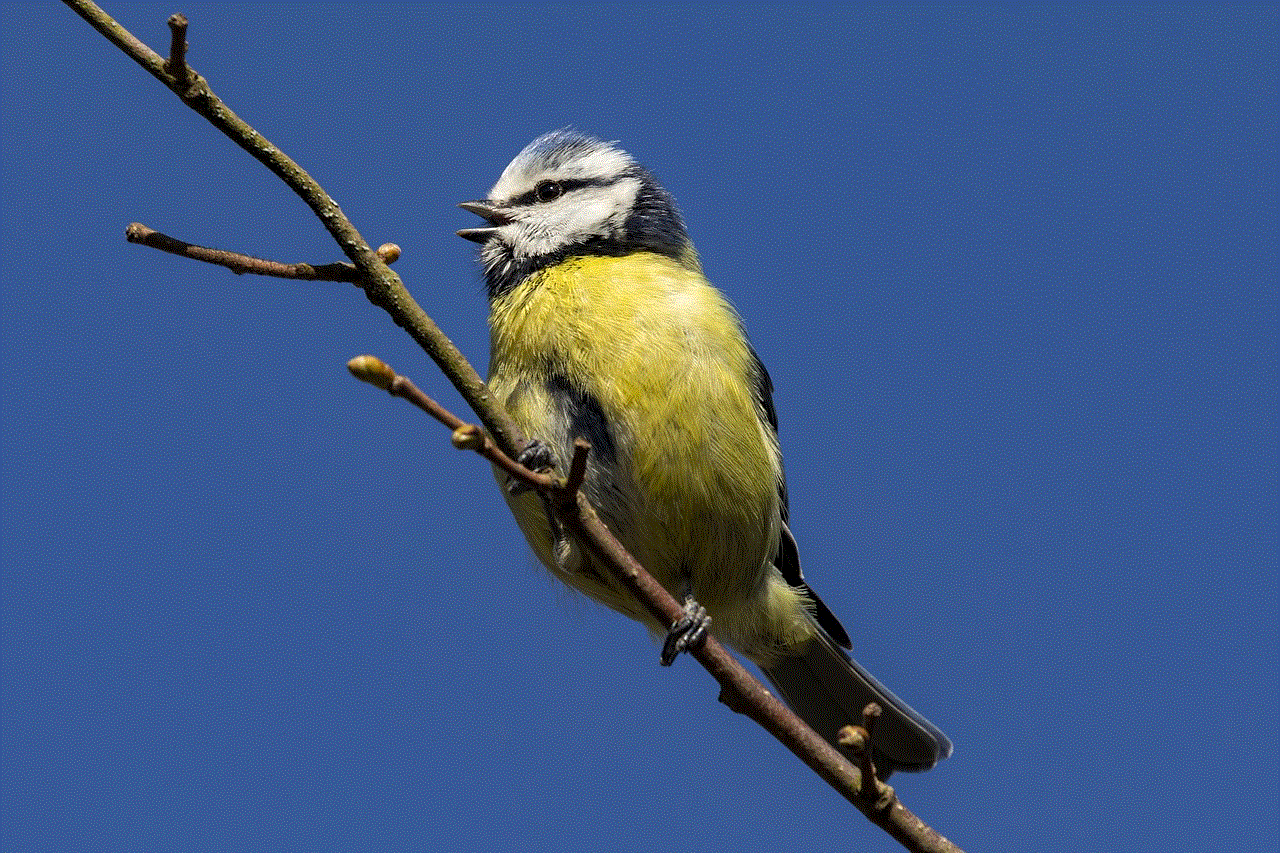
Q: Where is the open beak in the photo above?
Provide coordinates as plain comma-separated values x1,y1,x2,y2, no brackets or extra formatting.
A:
456,200,511,243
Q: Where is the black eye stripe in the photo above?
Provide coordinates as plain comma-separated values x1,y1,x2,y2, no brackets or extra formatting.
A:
510,177,612,206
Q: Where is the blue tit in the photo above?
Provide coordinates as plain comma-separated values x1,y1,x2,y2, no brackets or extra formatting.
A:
458,129,951,775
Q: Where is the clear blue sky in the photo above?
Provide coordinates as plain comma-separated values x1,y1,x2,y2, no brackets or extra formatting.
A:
3,3,1277,851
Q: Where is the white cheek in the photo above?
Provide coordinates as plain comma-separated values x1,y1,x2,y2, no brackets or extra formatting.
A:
565,195,624,235
513,198,619,257
503,177,641,259
515,219,569,259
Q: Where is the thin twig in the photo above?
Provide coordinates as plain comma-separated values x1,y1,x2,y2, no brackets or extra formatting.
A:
858,703,896,811
62,0,526,459
126,223,362,281
349,357,962,853
164,14,189,84
346,356,549,492
563,438,592,495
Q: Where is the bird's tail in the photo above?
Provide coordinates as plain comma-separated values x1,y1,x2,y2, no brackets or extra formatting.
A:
759,628,952,777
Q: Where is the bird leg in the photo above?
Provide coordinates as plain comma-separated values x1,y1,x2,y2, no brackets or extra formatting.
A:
660,587,710,666
507,438,556,495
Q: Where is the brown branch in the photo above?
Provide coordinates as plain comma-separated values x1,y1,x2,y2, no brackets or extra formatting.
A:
163,14,189,84
841,703,897,812
65,5,962,851
62,0,526,459
346,356,551,493
125,223,364,281
860,703,887,802
562,438,592,495
348,358,962,853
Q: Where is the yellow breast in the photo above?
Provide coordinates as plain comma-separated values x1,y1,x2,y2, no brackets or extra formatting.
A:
487,252,783,608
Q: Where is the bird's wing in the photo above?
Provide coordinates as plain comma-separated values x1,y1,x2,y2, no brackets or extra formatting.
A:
748,346,851,649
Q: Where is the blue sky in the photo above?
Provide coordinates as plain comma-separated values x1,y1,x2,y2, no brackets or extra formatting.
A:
3,3,1276,851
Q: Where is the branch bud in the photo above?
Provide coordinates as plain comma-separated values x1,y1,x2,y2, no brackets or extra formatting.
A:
346,354,396,389
451,424,486,451
837,725,868,753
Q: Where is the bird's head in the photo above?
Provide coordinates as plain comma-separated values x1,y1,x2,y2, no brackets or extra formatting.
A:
458,129,694,297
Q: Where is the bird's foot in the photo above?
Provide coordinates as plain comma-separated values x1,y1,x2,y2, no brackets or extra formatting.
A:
507,439,555,495
660,594,710,666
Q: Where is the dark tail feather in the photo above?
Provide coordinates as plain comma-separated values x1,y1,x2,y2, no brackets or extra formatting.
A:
760,629,952,777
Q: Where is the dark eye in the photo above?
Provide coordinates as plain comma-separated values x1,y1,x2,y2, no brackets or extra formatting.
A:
534,180,563,202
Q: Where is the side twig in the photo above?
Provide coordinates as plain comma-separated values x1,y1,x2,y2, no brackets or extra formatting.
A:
163,13,189,84
62,0,525,458
349,357,962,853
125,223,375,281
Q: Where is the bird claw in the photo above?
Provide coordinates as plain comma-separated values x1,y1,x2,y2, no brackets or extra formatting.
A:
660,595,710,666
507,439,555,495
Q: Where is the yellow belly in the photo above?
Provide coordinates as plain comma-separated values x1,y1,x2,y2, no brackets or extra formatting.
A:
489,253,813,656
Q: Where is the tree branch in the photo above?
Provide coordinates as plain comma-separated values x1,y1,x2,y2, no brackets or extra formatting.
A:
62,0,525,458
65,4,961,851
125,222,371,281
350,358,962,853
162,13,190,84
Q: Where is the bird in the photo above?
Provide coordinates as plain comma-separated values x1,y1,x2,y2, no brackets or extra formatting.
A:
457,129,951,775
